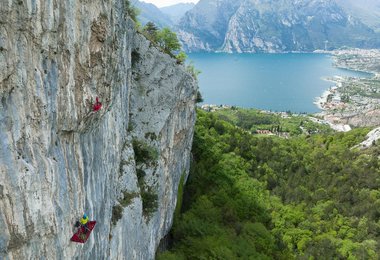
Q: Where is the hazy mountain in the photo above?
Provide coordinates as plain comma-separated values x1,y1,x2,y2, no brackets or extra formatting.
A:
160,3,195,23
177,0,380,52
335,0,380,32
135,1,173,28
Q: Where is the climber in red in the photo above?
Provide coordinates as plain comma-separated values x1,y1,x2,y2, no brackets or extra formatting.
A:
92,97,102,112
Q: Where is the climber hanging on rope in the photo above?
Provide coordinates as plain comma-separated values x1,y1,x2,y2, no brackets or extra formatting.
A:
92,97,102,112
71,213,97,243
80,213,90,233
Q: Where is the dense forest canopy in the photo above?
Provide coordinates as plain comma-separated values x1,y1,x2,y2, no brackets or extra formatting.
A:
158,109,380,259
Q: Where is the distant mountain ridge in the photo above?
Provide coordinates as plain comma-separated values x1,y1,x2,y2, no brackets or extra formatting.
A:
176,0,380,52
335,0,380,33
136,1,195,28
160,3,195,23
178,0,243,51
135,1,173,28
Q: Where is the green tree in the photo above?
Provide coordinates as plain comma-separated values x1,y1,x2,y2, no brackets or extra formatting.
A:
195,91,203,103
143,22,158,42
158,109,379,259
157,28,181,54
176,51,187,64
125,0,140,22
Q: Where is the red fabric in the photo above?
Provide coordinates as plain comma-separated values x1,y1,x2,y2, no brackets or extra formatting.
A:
70,221,97,243
92,97,102,112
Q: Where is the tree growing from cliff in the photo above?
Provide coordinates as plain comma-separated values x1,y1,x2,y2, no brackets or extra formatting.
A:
176,51,187,64
157,28,181,54
143,22,159,42
196,91,204,103
125,0,140,22
142,24,185,63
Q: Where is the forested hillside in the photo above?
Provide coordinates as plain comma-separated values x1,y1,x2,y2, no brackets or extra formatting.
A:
158,109,380,259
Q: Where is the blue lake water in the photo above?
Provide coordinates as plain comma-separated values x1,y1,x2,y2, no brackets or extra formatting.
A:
188,53,371,113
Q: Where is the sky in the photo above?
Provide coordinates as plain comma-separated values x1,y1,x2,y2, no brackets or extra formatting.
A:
139,0,199,8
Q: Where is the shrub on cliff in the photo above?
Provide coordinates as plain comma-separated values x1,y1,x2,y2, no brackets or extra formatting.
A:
141,186,158,218
196,91,204,103
132,139,158,165
143,22,159,42
156,28,181,54
176,51,187,64
125,0,140,22
111,205,123,225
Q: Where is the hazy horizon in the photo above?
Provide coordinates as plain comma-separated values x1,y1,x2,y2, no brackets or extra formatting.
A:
139,0,199,8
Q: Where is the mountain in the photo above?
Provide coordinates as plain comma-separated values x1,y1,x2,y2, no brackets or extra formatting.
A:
135,1,173,27
0,0,197,258
177,0,380,52
335,0,380,32
160,3,195,23
178,0,244,52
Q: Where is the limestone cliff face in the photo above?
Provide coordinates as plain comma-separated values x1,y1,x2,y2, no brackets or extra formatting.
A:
177,0,243,52
0,1,197,259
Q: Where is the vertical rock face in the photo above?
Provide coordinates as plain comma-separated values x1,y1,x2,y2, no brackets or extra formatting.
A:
178,0,244,52
0,1,197,259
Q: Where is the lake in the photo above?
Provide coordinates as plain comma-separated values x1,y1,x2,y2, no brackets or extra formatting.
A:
188,53,370,113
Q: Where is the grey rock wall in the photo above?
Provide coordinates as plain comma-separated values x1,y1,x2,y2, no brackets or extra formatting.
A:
0,1,197,259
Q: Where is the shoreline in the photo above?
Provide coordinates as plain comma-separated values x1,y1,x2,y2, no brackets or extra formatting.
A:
313,88,333,110
314,49,380,130
200,49,380,131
